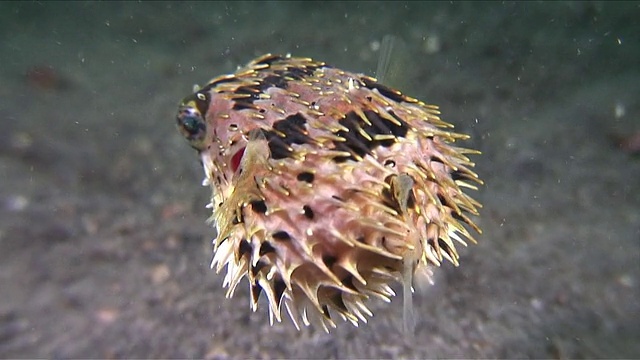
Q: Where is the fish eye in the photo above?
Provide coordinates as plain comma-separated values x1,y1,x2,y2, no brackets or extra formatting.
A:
177,106,207,150
181,115,202,135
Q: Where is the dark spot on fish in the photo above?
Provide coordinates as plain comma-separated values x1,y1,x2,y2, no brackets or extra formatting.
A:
238,239,252,258
341,275,358,291
274,279,286,306
333,113,372,160
430,156,444,164
273,113,310,144
332,155,350,164
452,211,475,229
331,293,348,312
322,255,337,268
296,172,314,183
451,170,467,181
274,65,319,81
231,72,292,110
263,129,293,159
232,102,259,111
251,200,267,214
331,110,409,162
437,194,450,208
251,283,263,303
361,76,412,104
321,305,331,320
384,159,396,167
259,241,276,256
437,238,455,259
262,75,288,89
231,83,262,109
204,76,237,88
302,205,314,219
272,231,291,241
452,211,465,222
386,111,410,137
254,54,286,66
264,113,312,159
217,236,229,246
251,260,267,276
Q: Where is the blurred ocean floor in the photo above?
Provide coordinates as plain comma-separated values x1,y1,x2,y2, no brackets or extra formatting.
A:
0,2,638,358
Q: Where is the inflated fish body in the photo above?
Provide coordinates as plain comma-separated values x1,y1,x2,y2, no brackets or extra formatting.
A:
176,54,482,331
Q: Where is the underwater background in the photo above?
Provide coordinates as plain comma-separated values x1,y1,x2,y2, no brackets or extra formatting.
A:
0,1,638,358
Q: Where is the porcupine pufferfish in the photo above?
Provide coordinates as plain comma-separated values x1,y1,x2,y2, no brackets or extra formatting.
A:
175,53,482,332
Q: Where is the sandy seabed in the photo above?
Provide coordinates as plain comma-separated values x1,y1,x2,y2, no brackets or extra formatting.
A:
0,2,638,358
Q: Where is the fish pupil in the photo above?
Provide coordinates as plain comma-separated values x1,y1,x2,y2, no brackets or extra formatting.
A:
180,115,204,136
